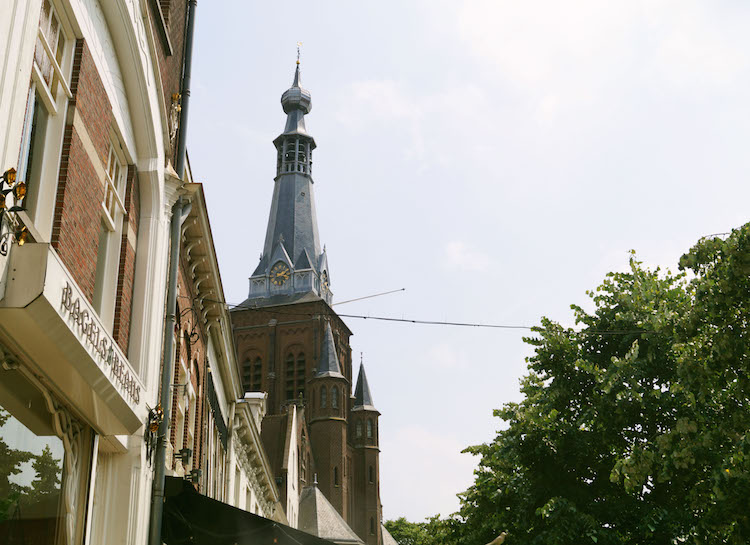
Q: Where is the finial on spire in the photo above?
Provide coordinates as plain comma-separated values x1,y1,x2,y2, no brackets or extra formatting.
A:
296,41,302,65
360,351,363,365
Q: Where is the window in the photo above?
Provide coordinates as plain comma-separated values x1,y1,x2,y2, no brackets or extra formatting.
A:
369,465,374,484
284,350,305,401
296,353,305,398
249,357,262,391
320,386,327,408
331,385,339,409
370,517,375,535
35,0,69,101
18,0,73,228
173,360,187,469
355,420,362,438
102,145,126,229
333,466,339,487
366,419,373,438
92,141,126,328
242,356,263,392
285,354,295,400
1,367,94,544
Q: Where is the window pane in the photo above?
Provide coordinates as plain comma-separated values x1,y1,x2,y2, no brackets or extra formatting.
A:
0,380,65,543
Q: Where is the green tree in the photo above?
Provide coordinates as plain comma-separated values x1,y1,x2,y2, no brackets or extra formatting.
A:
457,225,750,544
384,517,429,545
384,515,462,545
26,444,61,503
0,408,33,522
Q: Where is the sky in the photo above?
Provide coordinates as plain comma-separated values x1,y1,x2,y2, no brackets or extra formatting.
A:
187,1,750,522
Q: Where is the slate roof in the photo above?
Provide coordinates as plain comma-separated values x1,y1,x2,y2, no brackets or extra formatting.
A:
353,363,376,411
247,64,331,304
298,484,363,544
382,524,400,545
235,291,323,310
316,322,344,378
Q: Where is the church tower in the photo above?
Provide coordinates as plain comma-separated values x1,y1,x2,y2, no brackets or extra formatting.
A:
351,363,382,545
230,61,383,544
309,322,350,518
247,61,332,305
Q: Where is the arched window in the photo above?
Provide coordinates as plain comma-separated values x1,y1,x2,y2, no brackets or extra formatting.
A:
285,353,295,400
296,353,306,398
356,420,362,438
331,386,339,409
243,356,262,392
366,418,373,438
334,466,339,486
242,359,252,392
369,465,374,483
252,357,262,390
320,386,327,408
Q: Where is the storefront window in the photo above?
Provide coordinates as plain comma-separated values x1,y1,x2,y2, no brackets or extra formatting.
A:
0,403,64,543
0,366,92,545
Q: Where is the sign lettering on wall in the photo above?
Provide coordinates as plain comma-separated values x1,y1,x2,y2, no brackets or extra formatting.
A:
61,282,141,405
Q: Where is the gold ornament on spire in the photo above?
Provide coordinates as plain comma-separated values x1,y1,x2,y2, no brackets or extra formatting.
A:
296,41,302,65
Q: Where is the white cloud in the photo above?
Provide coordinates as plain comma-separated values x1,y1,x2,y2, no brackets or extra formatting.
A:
380,425,478,520
425,342,469,370
335,80,488,165
444,240,492,273
457,0,750,115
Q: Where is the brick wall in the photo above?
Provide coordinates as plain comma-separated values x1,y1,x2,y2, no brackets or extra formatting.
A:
51,40,108,301
231,302,354,416
310,417,349,519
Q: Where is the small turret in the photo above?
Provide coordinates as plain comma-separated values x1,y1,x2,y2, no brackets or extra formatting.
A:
308,321,349,517
352,363,379,446
351,360,381,545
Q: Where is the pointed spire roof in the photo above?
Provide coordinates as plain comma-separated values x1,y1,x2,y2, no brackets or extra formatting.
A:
299,484,364,544
353,362,376,410
316,322,343,378
245,60,332,305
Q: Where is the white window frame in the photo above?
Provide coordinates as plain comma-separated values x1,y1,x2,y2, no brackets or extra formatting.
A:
18,0,74,239
93,139,127,329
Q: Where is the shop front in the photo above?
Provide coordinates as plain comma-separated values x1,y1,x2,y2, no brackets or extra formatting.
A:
0,243,147,544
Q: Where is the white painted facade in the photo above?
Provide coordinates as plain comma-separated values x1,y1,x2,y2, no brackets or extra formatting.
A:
0,1,280,543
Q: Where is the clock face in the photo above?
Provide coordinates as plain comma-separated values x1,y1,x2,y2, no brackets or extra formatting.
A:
270,262,291,286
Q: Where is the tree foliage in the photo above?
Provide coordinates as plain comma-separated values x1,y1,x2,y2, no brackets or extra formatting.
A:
0,408,63,522
393,225,750,545
384,515,462,545
0,408,33,522
455,226,750,544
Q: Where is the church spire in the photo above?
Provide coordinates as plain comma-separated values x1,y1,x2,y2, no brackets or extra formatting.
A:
246,59,332,305
316,322,343,378
353,363,376,410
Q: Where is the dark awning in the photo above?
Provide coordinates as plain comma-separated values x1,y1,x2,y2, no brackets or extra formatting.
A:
163,477,335,545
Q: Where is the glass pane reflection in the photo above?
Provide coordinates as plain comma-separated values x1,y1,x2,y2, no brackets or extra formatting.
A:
0,400,64,544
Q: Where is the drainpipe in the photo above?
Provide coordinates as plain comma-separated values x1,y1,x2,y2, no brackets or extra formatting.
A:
148,195,192,545
149,2,196,541
175,0,197,179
